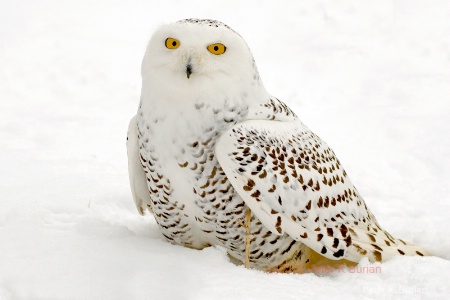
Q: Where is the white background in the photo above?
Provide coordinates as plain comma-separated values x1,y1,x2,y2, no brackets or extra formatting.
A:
1,1,449,299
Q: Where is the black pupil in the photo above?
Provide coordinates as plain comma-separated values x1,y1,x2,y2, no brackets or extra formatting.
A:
172,41,177,46
214,45,219,51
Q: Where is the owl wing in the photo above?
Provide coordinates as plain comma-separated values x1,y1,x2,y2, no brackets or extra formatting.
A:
127,115,152,215
215,119,426,263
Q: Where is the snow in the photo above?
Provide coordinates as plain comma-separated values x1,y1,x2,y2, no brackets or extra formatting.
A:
1,0,449,299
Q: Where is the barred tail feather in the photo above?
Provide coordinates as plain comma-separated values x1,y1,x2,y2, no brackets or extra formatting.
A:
347,226,429,263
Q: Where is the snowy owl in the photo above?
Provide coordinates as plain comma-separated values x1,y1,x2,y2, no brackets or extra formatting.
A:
127,19,428,272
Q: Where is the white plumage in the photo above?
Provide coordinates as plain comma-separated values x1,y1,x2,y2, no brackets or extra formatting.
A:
127,19,428,271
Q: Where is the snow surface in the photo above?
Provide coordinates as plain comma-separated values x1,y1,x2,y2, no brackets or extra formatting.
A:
1,0,449,299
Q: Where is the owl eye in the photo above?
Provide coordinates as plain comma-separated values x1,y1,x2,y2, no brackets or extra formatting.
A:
207,43,226,55
165,38,180,49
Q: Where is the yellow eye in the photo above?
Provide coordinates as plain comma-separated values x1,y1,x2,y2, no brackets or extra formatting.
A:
165,38,180,49
207,43,226,55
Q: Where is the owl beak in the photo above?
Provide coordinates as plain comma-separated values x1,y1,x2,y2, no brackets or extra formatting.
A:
186,64,192,79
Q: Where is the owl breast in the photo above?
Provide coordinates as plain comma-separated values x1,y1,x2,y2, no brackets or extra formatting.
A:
137,97,303,268
137,97,247,246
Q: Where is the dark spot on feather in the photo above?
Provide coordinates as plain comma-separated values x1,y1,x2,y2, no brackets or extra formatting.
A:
333,249,344,258
251,190,261,198
314,181,320,191
327,228,333,237
371,244,383,251
340,225,348,237
332,238,339,248
354,244,367,255
344,235,352,247
305,200,311,210
259,169,267,178
281,240,297,255
373,250,382,262
275,216,282,233
331,198,336,206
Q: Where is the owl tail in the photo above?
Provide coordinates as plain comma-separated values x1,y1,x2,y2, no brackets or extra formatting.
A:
268,232,428,274
346,226,430,263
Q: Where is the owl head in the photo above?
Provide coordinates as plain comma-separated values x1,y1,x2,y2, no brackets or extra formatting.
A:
141,19,261,94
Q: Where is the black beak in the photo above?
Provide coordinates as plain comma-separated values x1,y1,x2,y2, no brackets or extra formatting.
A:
186,64,192,79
